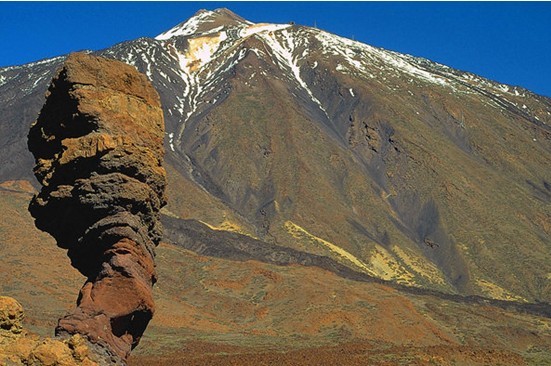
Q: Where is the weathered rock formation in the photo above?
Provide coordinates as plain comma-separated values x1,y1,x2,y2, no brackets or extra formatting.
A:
0,296,24,335
0,296,100,365
27,52,166,361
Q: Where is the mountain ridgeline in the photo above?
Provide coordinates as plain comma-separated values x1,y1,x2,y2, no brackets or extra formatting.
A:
1,8,550,305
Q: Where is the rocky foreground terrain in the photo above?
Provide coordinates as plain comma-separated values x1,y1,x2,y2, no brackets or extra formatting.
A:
0,296,99,365
1,8,550,365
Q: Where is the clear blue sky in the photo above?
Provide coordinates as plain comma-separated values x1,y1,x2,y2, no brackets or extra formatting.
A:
1,2,550,97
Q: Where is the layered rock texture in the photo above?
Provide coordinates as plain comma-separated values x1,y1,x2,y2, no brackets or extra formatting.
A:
27,53,166,361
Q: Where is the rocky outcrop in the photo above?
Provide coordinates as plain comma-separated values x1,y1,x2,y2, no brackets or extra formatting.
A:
0,296,101,365
0,296,24,335
27,53,166,361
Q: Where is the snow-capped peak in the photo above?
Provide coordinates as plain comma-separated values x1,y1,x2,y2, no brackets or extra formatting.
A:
159,15,292,75
148,8,544,155
155,10,216,40
155,8,252,41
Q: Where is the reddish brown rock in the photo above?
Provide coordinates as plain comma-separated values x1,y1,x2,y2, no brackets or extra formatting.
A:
27,52,166,361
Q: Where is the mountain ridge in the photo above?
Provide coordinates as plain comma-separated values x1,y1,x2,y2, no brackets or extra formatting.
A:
0,8,550,304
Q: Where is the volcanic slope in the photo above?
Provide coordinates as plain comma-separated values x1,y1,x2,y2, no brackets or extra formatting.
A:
1,8,550,304
1,186,551,365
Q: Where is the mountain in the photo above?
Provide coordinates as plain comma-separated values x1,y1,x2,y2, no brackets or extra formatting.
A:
1,8,551,364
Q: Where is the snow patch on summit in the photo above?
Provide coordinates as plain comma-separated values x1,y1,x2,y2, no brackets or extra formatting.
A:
239,23,291,38
156,10,216,40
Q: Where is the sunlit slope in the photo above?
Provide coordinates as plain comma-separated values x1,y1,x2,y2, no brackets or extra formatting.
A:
165,27,551,301
0,8,550,302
